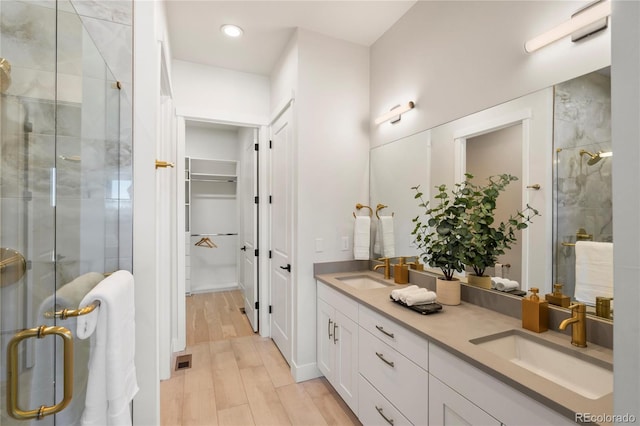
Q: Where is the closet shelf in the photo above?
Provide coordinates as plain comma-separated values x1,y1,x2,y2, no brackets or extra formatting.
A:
190,173,237,182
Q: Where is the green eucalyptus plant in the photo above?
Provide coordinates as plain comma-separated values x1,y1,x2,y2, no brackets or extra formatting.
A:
463,173,540,277
411,173,539,281
411,181,474,281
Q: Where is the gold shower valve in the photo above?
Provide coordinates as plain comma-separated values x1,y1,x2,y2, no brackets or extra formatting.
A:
155,160,175,169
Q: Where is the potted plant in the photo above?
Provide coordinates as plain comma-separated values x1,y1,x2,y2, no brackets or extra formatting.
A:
411,181,474,305
463,173,539,288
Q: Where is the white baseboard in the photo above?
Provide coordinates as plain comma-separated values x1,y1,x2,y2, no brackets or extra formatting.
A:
291,360,322,382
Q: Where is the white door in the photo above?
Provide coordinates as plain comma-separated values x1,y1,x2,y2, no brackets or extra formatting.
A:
241,128,259,331
316,298,335,378
429,375,501,426
269,105,293,364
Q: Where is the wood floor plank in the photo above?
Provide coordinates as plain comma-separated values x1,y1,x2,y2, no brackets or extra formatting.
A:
160,373,184,426
182,389,218,426
276,383,329,426
254,336,294,388
240,366,292,426
231,336,262,369
211,347,249,410
302,378,361,426
217,404,255,426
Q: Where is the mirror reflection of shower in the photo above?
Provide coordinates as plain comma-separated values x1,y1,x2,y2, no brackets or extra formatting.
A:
579,149,612,166
0,57,10,93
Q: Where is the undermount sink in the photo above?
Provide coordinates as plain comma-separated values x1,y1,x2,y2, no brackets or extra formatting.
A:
336,275,393,290
470,329,612,400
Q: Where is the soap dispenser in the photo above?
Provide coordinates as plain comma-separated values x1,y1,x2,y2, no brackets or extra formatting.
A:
409,256,424,271
545,283,570,308
394,257,409,284
522,288,548,333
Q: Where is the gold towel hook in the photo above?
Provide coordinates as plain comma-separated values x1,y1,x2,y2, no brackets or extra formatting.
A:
375,203,395,219
353,203,373,218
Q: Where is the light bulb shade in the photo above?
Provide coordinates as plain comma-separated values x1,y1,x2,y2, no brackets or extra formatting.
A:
374,101,415,125
525,0,610,53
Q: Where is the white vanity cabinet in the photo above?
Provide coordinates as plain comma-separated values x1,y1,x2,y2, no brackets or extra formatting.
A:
316,282,359,413
358,305,429,426
429,374,501,425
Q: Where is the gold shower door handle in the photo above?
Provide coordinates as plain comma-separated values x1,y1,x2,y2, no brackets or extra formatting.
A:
155,160,175,169
7,326,74,420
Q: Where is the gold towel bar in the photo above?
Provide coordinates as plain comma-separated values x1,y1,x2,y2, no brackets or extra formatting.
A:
352,203,373,218
45,300,100,320
375,203,395,219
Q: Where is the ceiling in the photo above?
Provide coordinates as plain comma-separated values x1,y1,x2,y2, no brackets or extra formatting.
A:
164,1,417,76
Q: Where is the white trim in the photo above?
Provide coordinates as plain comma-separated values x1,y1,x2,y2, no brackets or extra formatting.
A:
453,112,534,289
175,108,268,127
270,95,295,125
452,109,533,140
292,360,322,382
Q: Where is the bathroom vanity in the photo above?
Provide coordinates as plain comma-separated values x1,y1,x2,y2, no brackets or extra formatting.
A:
315,269,613,426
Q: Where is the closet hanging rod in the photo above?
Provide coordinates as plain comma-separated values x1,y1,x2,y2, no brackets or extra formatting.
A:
191,233,238,237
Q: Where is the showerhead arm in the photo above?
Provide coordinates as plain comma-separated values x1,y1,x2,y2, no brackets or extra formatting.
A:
579,149,604,166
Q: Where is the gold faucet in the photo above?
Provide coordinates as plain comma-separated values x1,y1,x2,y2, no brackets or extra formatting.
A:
373,257,391,279
558,303,587,347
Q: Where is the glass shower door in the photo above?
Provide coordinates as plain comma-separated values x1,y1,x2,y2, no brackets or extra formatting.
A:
1,1,126,423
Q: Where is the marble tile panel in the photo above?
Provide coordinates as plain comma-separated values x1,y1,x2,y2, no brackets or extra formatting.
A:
79,16,132,84
71,0,132,26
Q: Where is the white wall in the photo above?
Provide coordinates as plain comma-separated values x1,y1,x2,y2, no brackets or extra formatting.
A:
270,29,370,380
611,0,640,419
270,32,299,114
186,124,240,160
172,60,270,125
370,1,611,147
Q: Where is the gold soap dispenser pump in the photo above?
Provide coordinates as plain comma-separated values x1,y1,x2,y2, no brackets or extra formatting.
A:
522,287,549,333
545,283,571,308
394,257,409,284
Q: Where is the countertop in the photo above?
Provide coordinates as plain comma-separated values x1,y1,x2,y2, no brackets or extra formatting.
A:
315,270,614,425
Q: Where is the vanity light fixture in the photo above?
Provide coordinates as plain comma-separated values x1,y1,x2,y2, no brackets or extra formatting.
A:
375,101,415,125
221,24,243,38
524,0,610,53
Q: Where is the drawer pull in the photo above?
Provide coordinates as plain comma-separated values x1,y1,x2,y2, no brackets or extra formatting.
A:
375,325,395,338
333,322,339,343
375,351,395,367
328,319,333,339
375,406,395,425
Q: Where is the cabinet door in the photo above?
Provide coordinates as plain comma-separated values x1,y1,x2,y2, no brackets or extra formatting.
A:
429,375,501,426
317,298,335,378
334,310,359,413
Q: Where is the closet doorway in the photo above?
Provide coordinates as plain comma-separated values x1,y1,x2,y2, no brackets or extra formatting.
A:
182,121,259,332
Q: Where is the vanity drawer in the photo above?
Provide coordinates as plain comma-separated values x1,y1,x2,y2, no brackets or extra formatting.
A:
359,326,428,425
317,281,358,321
358,374,412,426
359,304,428,370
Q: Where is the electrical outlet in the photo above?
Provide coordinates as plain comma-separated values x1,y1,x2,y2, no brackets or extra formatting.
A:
315,238,324,253
341,236,349,251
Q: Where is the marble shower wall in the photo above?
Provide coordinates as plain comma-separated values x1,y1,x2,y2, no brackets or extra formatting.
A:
0,0,132,286
553,70,612,299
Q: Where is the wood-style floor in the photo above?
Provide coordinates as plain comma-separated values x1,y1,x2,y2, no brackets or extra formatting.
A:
160,290,361,426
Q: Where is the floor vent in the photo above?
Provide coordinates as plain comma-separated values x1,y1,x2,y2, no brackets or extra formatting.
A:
175,354,192,371
239,307,246,314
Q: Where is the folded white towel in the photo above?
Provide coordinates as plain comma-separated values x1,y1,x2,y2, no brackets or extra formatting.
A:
373,220,382,256
77,270,138,426
495,279,519,292
31,272,104,426
405,288,437,306
391,285,418,301
353,216,371,260
380,216,396,258
575,241,613,305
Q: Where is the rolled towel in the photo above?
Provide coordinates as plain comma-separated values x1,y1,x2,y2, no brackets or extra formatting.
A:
490,277,503,289
495,279,519,292
405,288,437,306
391,285,418,301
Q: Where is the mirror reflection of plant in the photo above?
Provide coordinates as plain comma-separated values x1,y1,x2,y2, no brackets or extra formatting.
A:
463,173,540,278
411,181,473,281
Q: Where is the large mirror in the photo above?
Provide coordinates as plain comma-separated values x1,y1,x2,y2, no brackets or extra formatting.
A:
370,67,612,321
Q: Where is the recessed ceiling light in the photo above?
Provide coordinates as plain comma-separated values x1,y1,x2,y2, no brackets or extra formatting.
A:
221,24,243,38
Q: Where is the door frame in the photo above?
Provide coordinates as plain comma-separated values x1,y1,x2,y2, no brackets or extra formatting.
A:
173,113,270,345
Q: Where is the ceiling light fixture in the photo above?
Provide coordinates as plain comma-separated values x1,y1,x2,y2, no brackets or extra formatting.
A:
375,101,415,125
524,0,610,53
221,24,243,38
